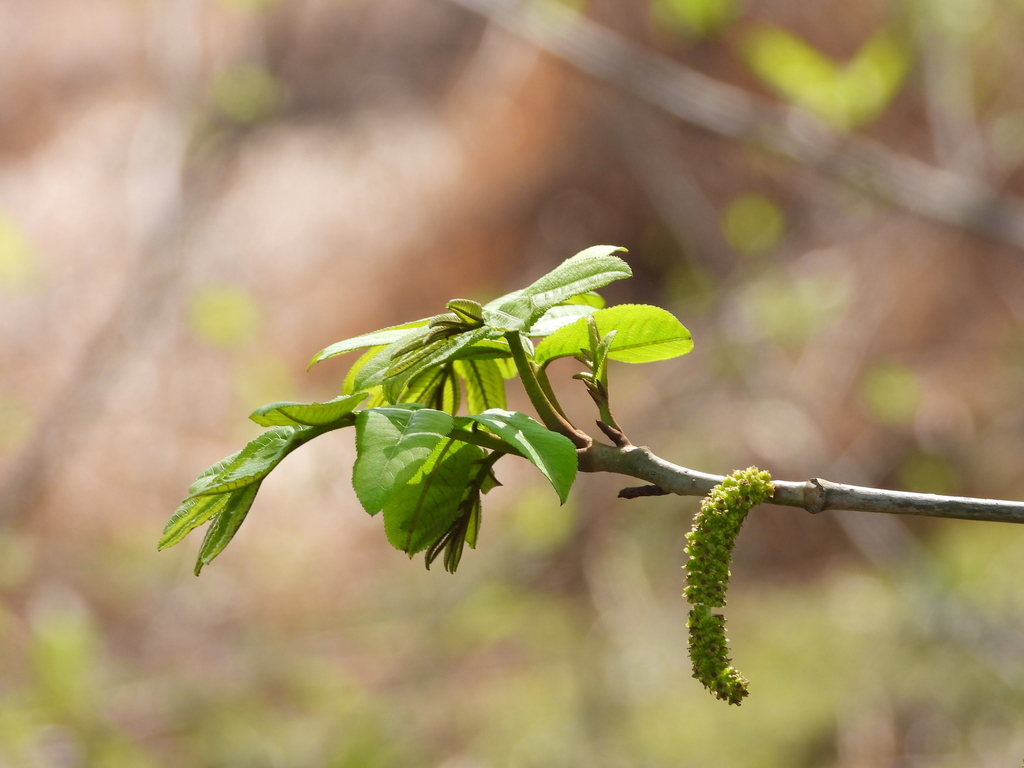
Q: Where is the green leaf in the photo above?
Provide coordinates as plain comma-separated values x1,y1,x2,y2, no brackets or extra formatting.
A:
385,336,451,379
400,365,446,407
526,304,599,337
343,346,384,395
187,450,244,495
483,288,523,312
460,336,526,381
401,364,461,415
440,370,460,415
482,246,630,330
249,393,366,427
444,496,479,572
479,466,501,496
495,357,518,379
482,298,532,332
464,496,482,548
189,427,307,496
595,328,617,374
561,292,606,308
192,482,261,574
460,409,577,503
352,338,408,392
446,299,485,324
160,490,235,550
534,304,693,367
309,319,431,368
454,358,506,413
383,440,483,554
421,449,501,572
425,491,480,573
522,245,630,305
382,326,495,402
448,338,513,363
353,405,455,515
354,322,469,395
345,384,387,410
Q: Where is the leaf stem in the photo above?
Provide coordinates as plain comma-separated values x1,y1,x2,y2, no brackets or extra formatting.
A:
474,447,506,479
505,332,590,448
535,365,569,419
448,426,525,458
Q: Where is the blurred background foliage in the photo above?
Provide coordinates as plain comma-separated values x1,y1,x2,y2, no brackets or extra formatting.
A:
2,0,1024,764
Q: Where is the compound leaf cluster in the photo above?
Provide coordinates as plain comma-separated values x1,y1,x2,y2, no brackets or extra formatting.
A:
162,245,692,576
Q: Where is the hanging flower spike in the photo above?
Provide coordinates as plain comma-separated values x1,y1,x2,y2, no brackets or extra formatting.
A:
684,466,773,705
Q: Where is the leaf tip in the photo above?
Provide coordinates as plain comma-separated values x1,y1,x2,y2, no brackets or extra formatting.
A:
157,524,182,551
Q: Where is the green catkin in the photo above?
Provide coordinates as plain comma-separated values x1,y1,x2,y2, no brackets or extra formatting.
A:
684,466,774,705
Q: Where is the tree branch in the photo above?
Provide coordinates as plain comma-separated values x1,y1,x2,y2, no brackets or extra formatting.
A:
580,441,1024,524
445,0,1024,251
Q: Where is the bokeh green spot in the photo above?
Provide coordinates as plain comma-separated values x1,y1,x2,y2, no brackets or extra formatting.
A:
740,267,851,347
215,0,280,11
0,215,41,292
210,64,286,125
0,396,31,453
511,487,576,554
188,285,261,349
743,27,909,129
547,0,589,11
860,362,922,425
899,452,959,495
721,194,785,255
990,109,1024,166
651,0,738,37
234,353,294,413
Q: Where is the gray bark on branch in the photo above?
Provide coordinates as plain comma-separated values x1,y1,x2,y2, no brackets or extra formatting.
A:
580,442,1024,524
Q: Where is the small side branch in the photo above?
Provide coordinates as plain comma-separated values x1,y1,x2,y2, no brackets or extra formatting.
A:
581,442,1024,524
596,420,631,448
619,484,670,499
